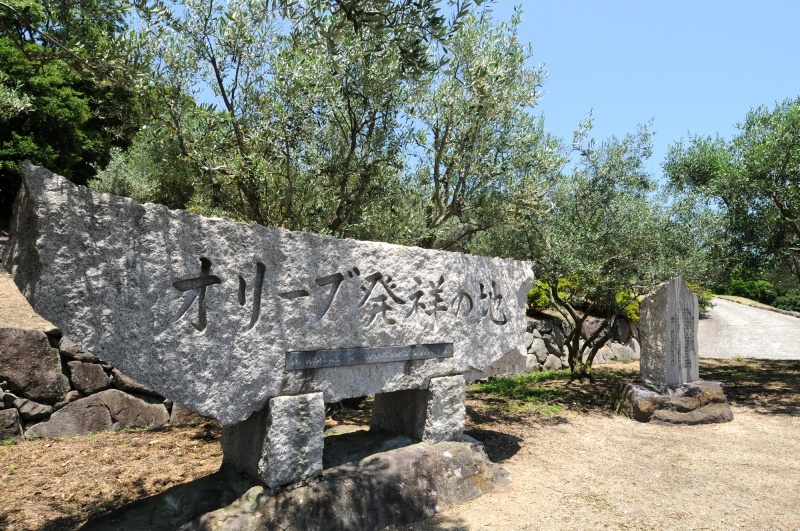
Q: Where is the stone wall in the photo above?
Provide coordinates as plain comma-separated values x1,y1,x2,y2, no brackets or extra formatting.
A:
0,327,201,439
523,315,640,373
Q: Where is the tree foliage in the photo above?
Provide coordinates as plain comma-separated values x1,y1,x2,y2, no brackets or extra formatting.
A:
665,97,800,286
93,4,560,251
480,119,721,381
0,0,144,217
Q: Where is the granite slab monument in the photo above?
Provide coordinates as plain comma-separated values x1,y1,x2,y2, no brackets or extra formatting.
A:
4,162,534,486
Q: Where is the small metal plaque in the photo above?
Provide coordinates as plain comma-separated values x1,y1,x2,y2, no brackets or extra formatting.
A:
285,343,453,371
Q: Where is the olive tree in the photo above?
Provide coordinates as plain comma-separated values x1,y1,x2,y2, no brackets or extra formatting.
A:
483,119,721,381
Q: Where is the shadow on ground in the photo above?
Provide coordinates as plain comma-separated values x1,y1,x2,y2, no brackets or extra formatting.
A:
700,358,800,416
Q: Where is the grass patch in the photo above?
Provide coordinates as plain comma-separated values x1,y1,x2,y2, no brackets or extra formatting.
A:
470,370,571,408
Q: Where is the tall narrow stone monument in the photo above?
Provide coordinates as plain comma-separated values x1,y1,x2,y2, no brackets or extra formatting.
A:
611,277,733,425
639,277,699,389
4,162,533,489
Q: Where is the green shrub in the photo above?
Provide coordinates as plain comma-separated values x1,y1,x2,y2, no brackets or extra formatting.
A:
773,289,800,312
527,280,551,312
616,292,640,323
723,279,777,305
686,281,715,312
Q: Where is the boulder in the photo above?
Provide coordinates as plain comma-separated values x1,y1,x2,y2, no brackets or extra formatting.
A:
13,397,53,421
597,344,615,362
68,361,112,394
25,396,113,438
25,389,170,438
581,317,606,345
110,368,160,397
524,355,540,373
531,318,554,334
543,336,561,357
53,390,82,410
624,337,641,358
613,319,630,344
59,336,99,363
170,403,201,424
650,403,733,425
0,328,70,404
607,342,637,362
550,325,565,350
529,338,549,363
524,332,535,350
0,408,22,438
543,354,562,371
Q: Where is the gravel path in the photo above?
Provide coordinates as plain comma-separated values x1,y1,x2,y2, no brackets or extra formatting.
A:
698,297,800,360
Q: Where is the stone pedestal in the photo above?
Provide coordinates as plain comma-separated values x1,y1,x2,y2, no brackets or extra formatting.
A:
370,375,465,443
221,392,325,488
611,380,733,425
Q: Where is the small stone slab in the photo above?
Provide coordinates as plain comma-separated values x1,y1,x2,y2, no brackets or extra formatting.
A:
4,162,533,425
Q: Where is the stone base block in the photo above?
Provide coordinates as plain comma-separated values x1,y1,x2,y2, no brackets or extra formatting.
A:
371,375,465,443
221,392,324,488
612,380,733,424
85,437,508,531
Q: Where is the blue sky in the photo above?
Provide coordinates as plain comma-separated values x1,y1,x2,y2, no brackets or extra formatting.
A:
487,1,800,174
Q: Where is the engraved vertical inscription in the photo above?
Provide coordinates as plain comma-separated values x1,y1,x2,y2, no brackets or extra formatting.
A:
681,308,694,369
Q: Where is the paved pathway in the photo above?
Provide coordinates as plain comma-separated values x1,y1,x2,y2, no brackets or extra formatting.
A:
698,297,800,359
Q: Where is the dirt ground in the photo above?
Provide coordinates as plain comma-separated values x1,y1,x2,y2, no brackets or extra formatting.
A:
2,263,800,530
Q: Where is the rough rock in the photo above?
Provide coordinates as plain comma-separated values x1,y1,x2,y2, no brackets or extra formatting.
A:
543,354,562,371
53,390,82,410
530,318,554,334
0,328,70,404
13,397,53,421
221,392,325,488
26,389,170,438
524,355,540,373
4,162,533,425
529,338,549,363
639,277,699,389
371,375,465,444
170,403,201,424
110,368,160,397
625,337,641,358
68,361,112,394
581,317,606,344
84,438,508,531
59,336,99,363
607,342,637,361
650,403,733,425
544,336,561,357
524,332,534,349
612,381,732,424
550,324,565,350
613,319,630,344
0,408,22,438
598,344,615,362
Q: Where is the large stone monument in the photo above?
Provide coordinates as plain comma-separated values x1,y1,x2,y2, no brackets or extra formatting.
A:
4,162,533,489
639,277,700,389
612,277,733,425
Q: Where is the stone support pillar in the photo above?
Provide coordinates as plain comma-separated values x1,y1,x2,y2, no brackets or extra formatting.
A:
221,392,324,488
370,375,465,444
